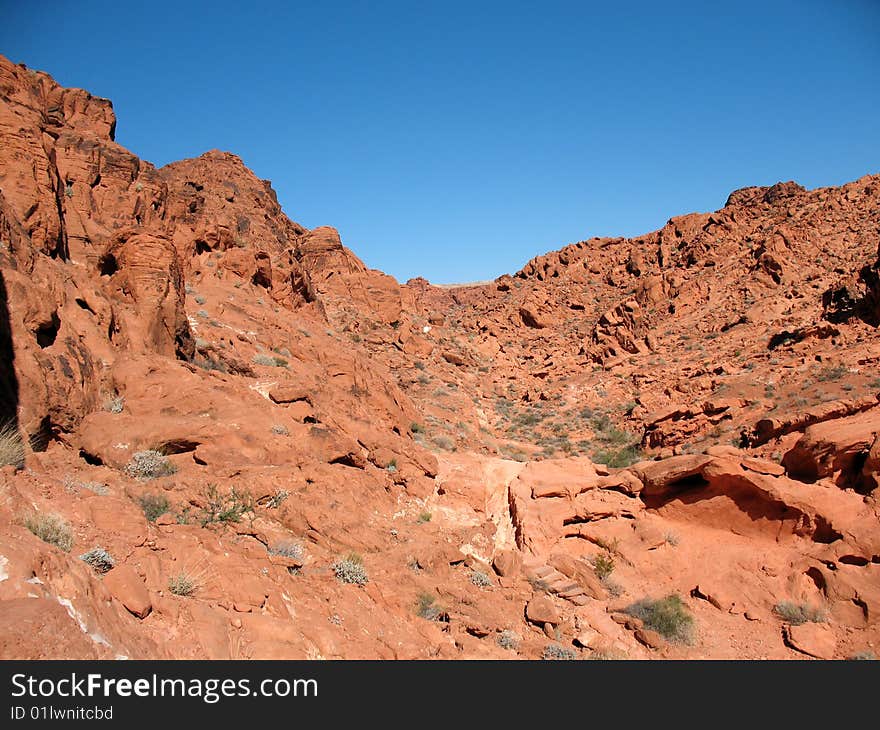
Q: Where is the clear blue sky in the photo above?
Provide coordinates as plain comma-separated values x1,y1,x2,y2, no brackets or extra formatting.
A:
3,1,878,283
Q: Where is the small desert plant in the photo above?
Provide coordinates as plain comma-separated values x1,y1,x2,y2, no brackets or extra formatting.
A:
417,511,432,523
592,553,615,580
332,553,368,585
409,422,424,434
0,421,25,469
196,309,210,319
470,570,492,588
271,424,289,436
268,540,304,560
103,395,125,413
542,643,577,660
252,353,287,367
664,532,680,547
848,651,876,661
194,295,207,305
200,485,254,525
168,570,199,596
79,547,115,573
625,594,694,643
773,601,826,625
125,450,177,481
265,489,289,508
139,493,171,522
415,591,443,621
63,477,109,496
23,512,73,552
386,459,397,473
497,630,519,650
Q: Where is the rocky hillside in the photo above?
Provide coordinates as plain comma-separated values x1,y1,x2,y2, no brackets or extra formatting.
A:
1,55,878,660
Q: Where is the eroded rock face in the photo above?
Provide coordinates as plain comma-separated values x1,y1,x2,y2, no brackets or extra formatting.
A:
1,54,879,661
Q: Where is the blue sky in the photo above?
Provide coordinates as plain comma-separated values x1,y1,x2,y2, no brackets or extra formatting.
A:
3,1,878,283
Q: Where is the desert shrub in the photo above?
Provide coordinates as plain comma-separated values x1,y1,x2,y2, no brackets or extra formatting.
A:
773,601,826,625
386,459,397,473
848,651,876,661
592,553,615,580
410,422,424,434
268,540,304,560
415,591,443,621
139,493,171,522
542,643,577,660
332,553,368,585
431,435,455,451
265,489,289,509
125,450,177,481
196,309,210,319
417,511,432,523
79,547,114,573
271,424,289,436
194,295,207,305
470,570,492,588
497,630,519,650
23,512,73,552
0,422,25,469
252,353,287,368
103,395,125,414
626,595,694,643
168,571,198,596
200,485,254,525
64,477,109,496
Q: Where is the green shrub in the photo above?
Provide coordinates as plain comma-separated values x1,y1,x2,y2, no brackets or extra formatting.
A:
625,594,694,643
199,485,254,526
332,553,368,585
592,553,615,580
139,493,171,522
125,450,177,481
410,422,424,434
417,511,432,523
79,547,114,573
773,601,826,625
23,512,73,552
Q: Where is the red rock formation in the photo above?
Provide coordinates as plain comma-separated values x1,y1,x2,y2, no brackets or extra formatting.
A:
1,54,879,660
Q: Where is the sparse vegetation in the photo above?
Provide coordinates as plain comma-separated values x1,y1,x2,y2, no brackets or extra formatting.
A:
415,591,443,621
268,540,304,561
848,651,877,660
168,570,199,597
23,512,73,552
542,643,577,660
271,424,289,435
139,493,171,522
409,422,424,434
591,553,615,580
103,395,125,413
199,485,254,526
469,570,492,588
252,353,288,368
79,547,115,573
125,450,177,481
265,489,289,509
625,594,694,643
0,422,25,469
332,553,368,585
417,511,432,523
63,477,109,496
497,630,519,650
773,601,826,625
